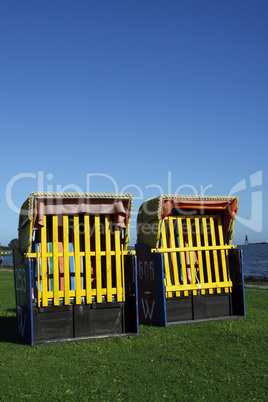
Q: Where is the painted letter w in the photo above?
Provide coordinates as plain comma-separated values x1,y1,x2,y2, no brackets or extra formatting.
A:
141,299,155,320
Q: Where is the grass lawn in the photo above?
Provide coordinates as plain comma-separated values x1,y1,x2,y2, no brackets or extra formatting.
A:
0,269,267,401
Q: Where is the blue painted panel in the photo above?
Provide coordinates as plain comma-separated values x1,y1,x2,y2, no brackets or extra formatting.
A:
136,243,166,326
13,248,33,345
240,249,246,317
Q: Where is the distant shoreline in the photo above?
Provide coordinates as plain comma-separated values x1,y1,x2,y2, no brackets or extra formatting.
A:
236,242,268,246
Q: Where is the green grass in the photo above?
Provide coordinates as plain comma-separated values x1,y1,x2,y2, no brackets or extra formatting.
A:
0,270,267,401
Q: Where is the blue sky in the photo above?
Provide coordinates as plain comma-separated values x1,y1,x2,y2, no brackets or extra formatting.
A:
0,0,267,246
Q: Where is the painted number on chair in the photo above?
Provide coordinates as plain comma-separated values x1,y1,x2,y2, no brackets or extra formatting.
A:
15,267,27,293
139,260,154,281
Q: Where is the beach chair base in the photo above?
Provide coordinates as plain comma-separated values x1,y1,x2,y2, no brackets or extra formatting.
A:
166,292,232,324
31,301,138,345
136,244,245,327
13,248,139,345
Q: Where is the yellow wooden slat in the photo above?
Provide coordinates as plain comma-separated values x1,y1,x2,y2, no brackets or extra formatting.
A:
168,217,180,297
151,244,233,253
166,280,233,292
63,215,70,305
37,246,41,307
195,217,205,295
114,227,122,302
161,220,173,298
28,220,33,254
226,249,232,293
124,217,130,252
228,219,235,245
52,215,59,305
84,215,92,304
217,216,230,293
73,215,81,304
210,217,221,293
121,244,125,302
186,217,197,295
28,249,134,260
156,220,162,249
105,215,112,302
41,215,48,306
225,217,233,284
177,217,188,297
95,215,102,303
202,217,213,294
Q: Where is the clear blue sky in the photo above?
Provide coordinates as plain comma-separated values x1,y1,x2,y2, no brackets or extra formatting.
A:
1,0,267,246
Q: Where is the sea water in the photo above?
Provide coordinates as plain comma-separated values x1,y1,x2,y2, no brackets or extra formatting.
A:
1,254,13,266
238,243,268,277
2,243,268,277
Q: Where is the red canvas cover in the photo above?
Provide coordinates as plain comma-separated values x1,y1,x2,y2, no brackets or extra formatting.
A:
32,196,131,230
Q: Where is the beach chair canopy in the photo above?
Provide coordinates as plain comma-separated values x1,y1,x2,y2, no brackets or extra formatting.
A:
18,192,133,253
137,195,239,249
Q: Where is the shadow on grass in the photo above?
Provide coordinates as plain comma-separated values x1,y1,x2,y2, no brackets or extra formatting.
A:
0,312,20,343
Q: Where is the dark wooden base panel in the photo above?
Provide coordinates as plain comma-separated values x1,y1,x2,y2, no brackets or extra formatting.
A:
32,302,136,344
166,292,233,324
